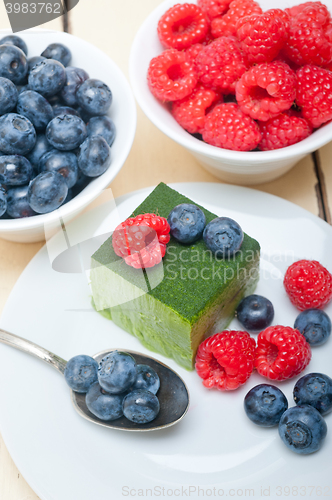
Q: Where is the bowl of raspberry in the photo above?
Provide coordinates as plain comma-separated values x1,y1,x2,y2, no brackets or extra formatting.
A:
130,0,332,185
0,30,136,242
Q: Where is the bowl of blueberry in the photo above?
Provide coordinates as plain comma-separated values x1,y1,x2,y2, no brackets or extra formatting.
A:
0,30,136,243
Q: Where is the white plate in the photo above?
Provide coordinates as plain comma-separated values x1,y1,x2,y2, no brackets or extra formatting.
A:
0,182,331,500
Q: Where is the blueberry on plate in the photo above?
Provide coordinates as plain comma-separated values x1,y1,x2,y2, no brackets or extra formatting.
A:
29,59,66,97
53,105,80,117
167,203,206,244
278,405,327,454
236,294,274,332
60,66,89,107
131,364,160,395
0,44,28,84
26,134,53,170
0,77,18,115
46,114,87,151
294,373,332,416
244,384,288,427
78,135,111,177
0,35,28,56
41,43,72,67
76,78,112,116
86,382,125,421
86,115,116,146
28,171,68,214
0,113,36,155
6,185,36,218
203,216,243,257
98,351,137,394
27,55,45,73
294,308,331,346
0,185,7,216
64,354,98,393
123,389,160,424
17,90,54,132
0,155,33,186
39,150,78,188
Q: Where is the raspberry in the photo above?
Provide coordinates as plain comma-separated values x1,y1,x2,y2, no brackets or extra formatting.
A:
112,213,170,269
197,0,232,20
236,61,296,121
255,326,311,381
157,3,209,50
296,65,332,128
202,103,261,151
196,36,248,93
284,260,332,310
236,9,289,64
185,43,205,65
195,330,256,391
211,0,262,38
285,2,331,25
147,49,197,102
171,85,221,134
258,111,312,151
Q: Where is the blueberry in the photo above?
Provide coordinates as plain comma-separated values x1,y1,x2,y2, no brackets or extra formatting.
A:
0,36,28,56
76,78,112,116
39,150,78,188
0,114,36,155
29,59,66,97
17,90,54,132
123,389,160,424
86,115,116,146
78,135,111,177
27,55,45,73
26,134,53,170
0,185,6,216
47,94,64,107
0,44,28,85
203,217,244,257
294,373,332,416
71,169,90,196
6,185,36,218
236,295,274,332
131,364,160,395
86,382,125,421
279,405,327,454
64,354,98,393
244,384,288,427
0,155,33,186
0,77,18,115
98,351,137,394
17,84,30,94
53,105,80,117
167,203,206,244
46,114,87,151
28,171,68,214
41,43,72,67
76,106,93,123
294,309,331,346
60,66,89,107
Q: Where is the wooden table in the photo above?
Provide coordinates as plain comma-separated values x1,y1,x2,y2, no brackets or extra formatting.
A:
0,1,331,498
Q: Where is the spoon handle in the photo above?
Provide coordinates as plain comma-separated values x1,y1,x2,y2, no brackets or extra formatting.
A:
0,329,67,375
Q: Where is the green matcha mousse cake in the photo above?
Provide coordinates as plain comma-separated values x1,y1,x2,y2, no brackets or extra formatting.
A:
90,183,260,370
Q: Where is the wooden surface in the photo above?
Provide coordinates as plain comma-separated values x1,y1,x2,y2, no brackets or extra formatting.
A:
0,1,331,498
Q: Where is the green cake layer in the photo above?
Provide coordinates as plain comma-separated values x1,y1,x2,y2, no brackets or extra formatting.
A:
91,183,260,370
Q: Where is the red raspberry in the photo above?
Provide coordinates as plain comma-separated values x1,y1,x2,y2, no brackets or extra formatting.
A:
202,103,261,151
296,65,332,128
255,326,312,381
285,2,331,24
112,214,170,269
171,85,221,134
197,0,232,20
236,9,289,64
147,49,197,102
284,260,332,310
211,0,262,38
185,43,205,65
258,111,312,151
236,61,296,122
195,330,256,391
196,36,249,93
157,3,209,50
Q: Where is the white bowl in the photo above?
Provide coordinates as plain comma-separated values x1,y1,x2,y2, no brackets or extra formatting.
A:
129,0,332,185
0,29,136,243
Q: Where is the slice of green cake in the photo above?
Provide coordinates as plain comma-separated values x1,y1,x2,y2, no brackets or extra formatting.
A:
91,183,260,370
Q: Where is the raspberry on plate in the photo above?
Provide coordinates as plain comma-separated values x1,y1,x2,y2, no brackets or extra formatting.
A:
258,111,312,151
236,61,296,122
203,103,261,151
284,260,332,310
195,330,256,391
147,49,197,102
197,0,232,20
296,65,332,128
211,0,262,38
112,213,171,269
157,3,209,50
255,325,312,381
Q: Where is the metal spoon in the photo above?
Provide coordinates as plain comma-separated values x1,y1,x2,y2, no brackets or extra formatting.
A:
0,329,190,432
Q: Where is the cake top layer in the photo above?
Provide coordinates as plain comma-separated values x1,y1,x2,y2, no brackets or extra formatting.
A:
92,183,260,324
